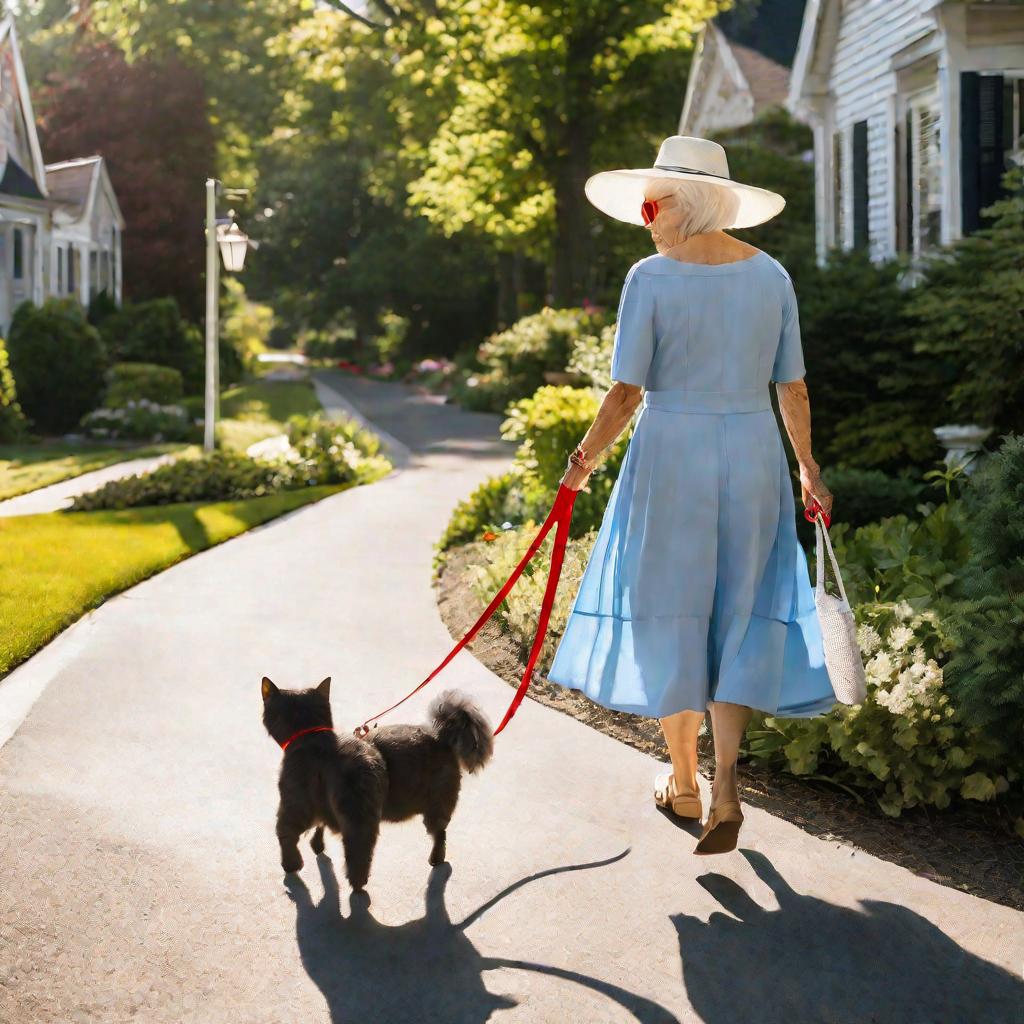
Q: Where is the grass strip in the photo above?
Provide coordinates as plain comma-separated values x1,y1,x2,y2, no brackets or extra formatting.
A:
0,443,185,501
217,379,322,451
0,484,345,676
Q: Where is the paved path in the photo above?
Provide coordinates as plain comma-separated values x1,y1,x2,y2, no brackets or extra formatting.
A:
0,373,1020,1023
0,451,179,517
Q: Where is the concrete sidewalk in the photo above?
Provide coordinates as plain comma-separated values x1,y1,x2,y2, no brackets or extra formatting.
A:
0,450,180,517
0,373,1020,1023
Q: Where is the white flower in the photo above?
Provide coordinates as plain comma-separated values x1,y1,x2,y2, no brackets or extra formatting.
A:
888,624,914,651
866,651,895,684
894,600,915,621
857,624,882,657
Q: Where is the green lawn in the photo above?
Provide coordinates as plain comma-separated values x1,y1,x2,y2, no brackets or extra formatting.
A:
0,484,344,676
0,442,185,501
217,378,322,451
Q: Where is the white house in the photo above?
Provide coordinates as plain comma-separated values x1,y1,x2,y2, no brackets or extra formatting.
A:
788,0,1024,263
680,0,807,137
0,16,124,332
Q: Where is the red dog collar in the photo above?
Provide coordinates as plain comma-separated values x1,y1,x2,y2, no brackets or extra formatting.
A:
280,725,334,752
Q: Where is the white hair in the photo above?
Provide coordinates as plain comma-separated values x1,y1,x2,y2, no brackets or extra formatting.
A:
646,178,741,239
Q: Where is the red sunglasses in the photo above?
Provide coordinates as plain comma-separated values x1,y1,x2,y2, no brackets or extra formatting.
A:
641,199,659,225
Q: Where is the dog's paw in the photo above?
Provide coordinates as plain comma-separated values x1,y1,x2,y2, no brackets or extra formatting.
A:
282,852,304,874
310,828,325,855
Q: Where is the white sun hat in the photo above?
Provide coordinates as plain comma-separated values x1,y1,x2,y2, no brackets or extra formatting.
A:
585,135,786,229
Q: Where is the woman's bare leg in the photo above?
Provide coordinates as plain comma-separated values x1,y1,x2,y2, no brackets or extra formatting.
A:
707,701,753,808
658,710,704,796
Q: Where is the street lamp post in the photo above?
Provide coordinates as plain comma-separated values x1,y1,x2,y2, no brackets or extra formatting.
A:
204,178,255,453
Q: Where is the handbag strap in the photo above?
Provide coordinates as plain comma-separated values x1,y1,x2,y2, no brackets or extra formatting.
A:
814,512,850,606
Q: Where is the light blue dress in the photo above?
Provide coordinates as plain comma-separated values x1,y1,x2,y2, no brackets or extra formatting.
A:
546,251,837,719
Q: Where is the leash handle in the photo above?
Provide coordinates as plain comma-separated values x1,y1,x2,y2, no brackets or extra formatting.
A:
355,484,578,738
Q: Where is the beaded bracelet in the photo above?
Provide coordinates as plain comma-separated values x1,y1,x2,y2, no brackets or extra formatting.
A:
568,443,599,473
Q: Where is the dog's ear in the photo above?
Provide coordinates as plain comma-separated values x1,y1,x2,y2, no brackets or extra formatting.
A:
316,676,331,699
261,677,278,702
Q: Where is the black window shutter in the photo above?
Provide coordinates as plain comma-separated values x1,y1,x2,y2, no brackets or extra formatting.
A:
852,120,869,249
962,71,1005,234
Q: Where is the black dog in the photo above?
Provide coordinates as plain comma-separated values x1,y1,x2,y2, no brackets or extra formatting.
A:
261,676,493,890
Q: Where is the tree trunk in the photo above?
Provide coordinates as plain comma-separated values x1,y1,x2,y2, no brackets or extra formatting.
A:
551,129,592,307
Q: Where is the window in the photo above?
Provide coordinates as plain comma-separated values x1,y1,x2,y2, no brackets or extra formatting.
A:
68,246,77,293
57,246,64,294
908,87,942,255
831,129,844,248
89,250,98,300
852,120,869,250
12,228,23,280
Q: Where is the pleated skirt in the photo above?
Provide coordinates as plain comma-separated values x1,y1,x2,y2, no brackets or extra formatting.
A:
546,396,837,719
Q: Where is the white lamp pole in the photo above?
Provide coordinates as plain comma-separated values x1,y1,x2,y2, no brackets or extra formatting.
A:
203,181,254,453
204,178,220,453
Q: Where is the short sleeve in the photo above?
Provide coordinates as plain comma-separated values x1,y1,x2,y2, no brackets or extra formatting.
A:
771,275,806,383
609,263,655,387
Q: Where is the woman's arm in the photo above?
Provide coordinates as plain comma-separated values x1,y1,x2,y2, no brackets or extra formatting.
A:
776,378,834,516
560,381,644,490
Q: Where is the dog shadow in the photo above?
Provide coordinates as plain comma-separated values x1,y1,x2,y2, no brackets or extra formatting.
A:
673,849,1024,1024
285,851,681,1024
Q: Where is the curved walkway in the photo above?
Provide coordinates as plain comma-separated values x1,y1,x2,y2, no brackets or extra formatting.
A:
0,372,1020,1023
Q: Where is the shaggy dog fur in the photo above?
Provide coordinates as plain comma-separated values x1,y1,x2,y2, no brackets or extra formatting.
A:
261,676,493,890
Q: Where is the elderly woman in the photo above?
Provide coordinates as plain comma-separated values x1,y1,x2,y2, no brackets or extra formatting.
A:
546,137,835,855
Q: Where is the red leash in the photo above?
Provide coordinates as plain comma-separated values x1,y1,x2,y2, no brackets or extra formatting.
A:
354,483,578,739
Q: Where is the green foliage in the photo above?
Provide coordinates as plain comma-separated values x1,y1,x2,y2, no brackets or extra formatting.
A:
909,168,1024,435
797,251,944,475
87,289,119,328
103,362,184,408
566,323,616,392
7,299,107,434
436,473,517,554
501,385,628,537
744,601,1015,817
0,337,26,443
467,522,599,670
99,299,205,393
819,466,926,529
453,308,608,414
942,435,1024,747
715,109,816,281
825,500,970,610
80,401,195,443
71,413,390,511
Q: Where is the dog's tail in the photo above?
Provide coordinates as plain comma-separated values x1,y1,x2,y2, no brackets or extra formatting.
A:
429,690,494,774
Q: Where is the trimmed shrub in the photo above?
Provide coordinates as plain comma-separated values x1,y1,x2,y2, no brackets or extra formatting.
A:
942,434,1024,748
81,400,194,442
0,337,26,442
6,299,107,434
99,298,205,393
103,362,184,408
87,289,119,328
743,600,1014,818
436,473,517,553
71,413,391,510
819,466,927,529
452,308,608,413
500,385,629,538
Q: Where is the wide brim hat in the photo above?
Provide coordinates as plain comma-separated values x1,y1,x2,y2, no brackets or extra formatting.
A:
585,135,786,230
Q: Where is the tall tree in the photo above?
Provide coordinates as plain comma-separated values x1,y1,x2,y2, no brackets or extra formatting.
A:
34,38,216,315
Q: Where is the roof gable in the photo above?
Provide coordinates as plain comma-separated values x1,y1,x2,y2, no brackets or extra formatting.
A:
0,16,47,197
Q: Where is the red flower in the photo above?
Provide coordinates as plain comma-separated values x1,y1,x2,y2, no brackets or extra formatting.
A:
482,531,497,541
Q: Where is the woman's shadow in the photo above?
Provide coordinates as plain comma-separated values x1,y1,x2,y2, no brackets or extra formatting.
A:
285,850,680,1023
673,848,1023,1024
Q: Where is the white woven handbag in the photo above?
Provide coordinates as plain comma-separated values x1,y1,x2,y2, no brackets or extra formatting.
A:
812,512,868,705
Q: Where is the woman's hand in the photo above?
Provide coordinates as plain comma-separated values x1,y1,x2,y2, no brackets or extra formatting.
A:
799,462,834,517
560,463,592,492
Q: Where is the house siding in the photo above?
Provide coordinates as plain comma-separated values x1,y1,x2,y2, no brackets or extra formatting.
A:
827,0,933,258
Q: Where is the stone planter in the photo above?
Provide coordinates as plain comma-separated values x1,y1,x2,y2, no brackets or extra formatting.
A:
933,423,993,474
